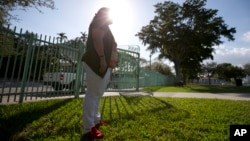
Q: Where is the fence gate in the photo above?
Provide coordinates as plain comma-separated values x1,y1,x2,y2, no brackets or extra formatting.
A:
108,48,140,91
0,25,140,104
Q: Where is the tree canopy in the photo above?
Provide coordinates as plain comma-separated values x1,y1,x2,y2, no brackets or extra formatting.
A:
200,62,217,84
144,61,173,76
136,0,236,82
57,32,67,43
216,63,246,82
243,63,250,75
0,0,55,24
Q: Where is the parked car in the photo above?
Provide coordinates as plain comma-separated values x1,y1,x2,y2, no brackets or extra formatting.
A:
43,64,85,91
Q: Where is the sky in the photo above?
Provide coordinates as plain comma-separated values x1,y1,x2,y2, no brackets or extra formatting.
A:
9,0,250,68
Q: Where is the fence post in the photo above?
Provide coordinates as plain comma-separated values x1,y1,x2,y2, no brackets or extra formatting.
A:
136,52,140,91
74,41,84,98
19,33,34,103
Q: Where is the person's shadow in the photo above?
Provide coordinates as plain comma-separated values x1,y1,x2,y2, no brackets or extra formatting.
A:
80,135,94,141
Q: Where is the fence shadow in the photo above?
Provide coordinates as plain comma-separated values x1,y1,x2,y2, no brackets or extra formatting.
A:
0,98,73,141
100,95,190,124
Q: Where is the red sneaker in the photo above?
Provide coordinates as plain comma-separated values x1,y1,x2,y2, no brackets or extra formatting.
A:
95,120,108,129
83,127,104,139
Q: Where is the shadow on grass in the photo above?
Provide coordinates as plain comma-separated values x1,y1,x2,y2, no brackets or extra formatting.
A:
0,99,73,141
142,86,164,92
101,95,190,124
186,85,250,93
236,93,250,98
80,136,95,141
0,95,192,141
82,95,180,141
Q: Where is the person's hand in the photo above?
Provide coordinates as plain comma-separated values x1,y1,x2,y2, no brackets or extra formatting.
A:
99,57,107,74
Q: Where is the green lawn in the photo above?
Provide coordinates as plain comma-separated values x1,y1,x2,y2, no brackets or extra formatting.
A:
1,95,250,141
143,84,250,93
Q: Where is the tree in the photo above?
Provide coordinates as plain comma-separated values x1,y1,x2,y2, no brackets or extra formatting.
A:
80,32,88,42
0,25,54,79
216,63,232,81
243,63,250,75
200,62,217,84
57,32,67,43
181,59,202,84
0,0,55,24
75,31,88,45
231,66,246,79
139,58,148,68
216,63,246,85
0,25,16,56
136,0,236,82
144,61,173,76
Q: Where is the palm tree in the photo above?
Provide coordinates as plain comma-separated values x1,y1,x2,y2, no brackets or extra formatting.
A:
57,32,67,43
80,32,88,42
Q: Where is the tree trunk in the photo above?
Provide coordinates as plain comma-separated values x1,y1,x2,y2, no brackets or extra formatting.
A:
183,73,187,85
208,75,211,85
174,62,181,82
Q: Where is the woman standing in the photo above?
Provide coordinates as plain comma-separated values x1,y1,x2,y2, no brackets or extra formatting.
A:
82,7,118,139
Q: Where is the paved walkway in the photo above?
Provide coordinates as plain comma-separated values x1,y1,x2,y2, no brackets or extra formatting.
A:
1,91,250,105
105,91,250,101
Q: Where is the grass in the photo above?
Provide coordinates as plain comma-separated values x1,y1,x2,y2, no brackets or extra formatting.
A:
143,84,250,93
1,95,250,141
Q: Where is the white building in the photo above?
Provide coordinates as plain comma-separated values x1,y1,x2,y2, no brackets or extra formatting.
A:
243,75,250,86
198,77,224,85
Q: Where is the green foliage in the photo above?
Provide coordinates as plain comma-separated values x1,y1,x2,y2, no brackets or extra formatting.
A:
216,63,246,81
0,0,55,24
243,63,250,75
0,26,57,79
199,62,217,84
201,62,217,77
57,32,67,43
144,61,174,76
0,96,250,140
0,25,16,56
136,0,236,82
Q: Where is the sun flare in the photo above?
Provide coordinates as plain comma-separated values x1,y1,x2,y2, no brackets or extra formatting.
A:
97,0,134,35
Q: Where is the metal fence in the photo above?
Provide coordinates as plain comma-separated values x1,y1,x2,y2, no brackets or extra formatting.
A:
0,25,80,103
0,25,140,104
139,69,175,87
0,24,174,104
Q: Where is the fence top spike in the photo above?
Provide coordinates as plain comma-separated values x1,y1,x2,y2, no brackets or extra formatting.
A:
39,34,42,39
48,36,51,42
13,26,16,32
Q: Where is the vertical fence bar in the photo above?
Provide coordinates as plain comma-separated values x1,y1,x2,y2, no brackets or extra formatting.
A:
44,36,53,97
36,34,45,99
14,28,24,101
6,26,17,102
75,41,84,98
25,33,36,100
0,24,5,102
55,40,61,95
43,36,51,97
0,23,3,69
9,27,19,101
32,34,41,98
2,25,12,98
19,33,34,103
136,52,140,91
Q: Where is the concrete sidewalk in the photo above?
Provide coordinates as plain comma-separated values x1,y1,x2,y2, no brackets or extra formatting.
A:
1,91,250,105
104,91,250,101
